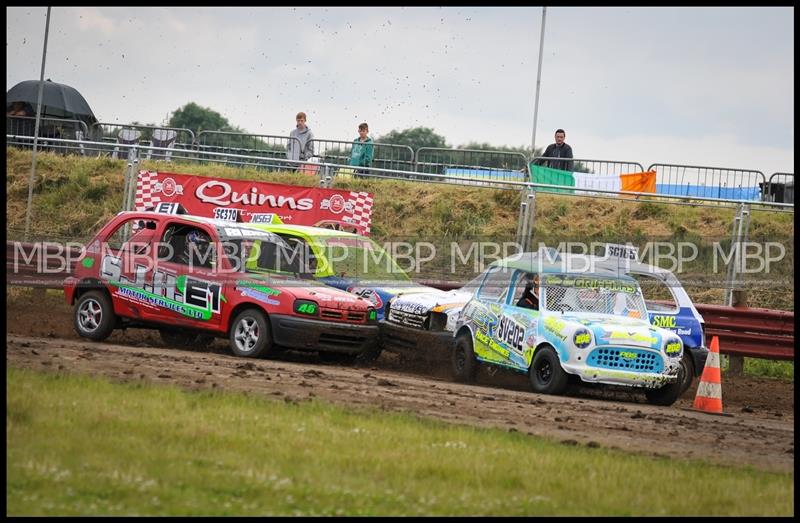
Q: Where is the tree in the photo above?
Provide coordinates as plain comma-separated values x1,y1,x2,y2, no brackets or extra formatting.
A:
375,127,448,150
167,102,240,135
167,102,282,158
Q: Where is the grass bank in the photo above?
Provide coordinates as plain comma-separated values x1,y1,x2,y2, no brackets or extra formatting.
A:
6,368,794,516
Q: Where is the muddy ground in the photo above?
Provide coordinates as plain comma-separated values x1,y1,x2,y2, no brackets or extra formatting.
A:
6,290,795,473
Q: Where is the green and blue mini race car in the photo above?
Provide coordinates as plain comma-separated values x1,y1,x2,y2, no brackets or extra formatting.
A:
453,252,686,406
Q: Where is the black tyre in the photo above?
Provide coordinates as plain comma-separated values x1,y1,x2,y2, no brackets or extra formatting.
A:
645,378,684,406
74,290,116,341
229,309,273,358
529,346,569,395
159,329,199,348
319,351,359,365
678,351,695,395
452,333,478,383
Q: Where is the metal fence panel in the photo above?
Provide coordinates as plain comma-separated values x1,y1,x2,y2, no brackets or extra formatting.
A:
195,131,301,170
647,163,766,202
309,138,415,173
89,122,195,159
765,173,794,204
416,148,529,183
6,115,90,155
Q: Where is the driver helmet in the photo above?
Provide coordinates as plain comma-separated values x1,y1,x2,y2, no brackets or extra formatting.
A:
577,287,602,309
185,229,211,260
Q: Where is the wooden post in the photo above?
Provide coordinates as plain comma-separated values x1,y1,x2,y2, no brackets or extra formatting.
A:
727,288,747,376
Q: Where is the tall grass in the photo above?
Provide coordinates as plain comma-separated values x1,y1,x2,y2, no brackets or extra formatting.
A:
7,368,794,516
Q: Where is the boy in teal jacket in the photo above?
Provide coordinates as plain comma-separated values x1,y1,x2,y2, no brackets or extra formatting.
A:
349,122,374,176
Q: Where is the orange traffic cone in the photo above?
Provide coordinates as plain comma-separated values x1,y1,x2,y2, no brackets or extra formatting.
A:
691,336,730,416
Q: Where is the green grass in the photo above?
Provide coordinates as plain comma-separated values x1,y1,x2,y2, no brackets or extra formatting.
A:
6,368,794,516
719,356,794,381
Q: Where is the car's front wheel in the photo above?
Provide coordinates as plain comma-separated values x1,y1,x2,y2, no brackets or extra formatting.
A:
229,309,273,358
529,346,569,395
74,290,116,341
452,333,478,383
645,378,684,406
678,351,695,394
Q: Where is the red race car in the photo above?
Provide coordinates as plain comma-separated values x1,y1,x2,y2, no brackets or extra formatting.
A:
64,207,379,362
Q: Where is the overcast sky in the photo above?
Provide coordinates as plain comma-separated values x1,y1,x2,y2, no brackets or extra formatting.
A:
6,6,794,175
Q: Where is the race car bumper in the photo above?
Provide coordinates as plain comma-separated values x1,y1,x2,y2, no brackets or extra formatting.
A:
269,314,379,355
379,320,454,362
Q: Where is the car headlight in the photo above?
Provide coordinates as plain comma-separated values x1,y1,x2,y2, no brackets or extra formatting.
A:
573,328,592,349
664,338,682,358
293,299,319,316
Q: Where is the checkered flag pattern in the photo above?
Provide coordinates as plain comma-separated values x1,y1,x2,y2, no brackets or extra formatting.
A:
349,191,374,234
134,170,162,211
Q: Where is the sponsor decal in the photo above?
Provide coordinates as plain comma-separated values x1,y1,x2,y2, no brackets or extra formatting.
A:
652,315,678,328
213,207,240,222
619,351,637,360
239,287,281,306
195,180,315,210
321,195,353,214
250,213,277,224
237,281,281,296
665,341,682,354
605,243,639,261
544,316,567,341
573,329,592,349
154,177,184,197
496,314,525,352
100,254,222,320
392,301,430,316
543,275,636,294
600,330,657,345
346,286,383,309
475,330,510,359
296,303,318,315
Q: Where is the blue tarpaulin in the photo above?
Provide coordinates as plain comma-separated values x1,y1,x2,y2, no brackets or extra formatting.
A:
656,184,761,201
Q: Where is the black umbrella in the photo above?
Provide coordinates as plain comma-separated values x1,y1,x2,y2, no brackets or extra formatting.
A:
6,79,98,126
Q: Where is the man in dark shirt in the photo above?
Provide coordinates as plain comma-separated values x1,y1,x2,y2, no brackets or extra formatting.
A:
516,273,540,310
537,129,574,171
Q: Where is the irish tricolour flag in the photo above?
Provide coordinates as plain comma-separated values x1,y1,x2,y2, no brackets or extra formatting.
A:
529,164,656,197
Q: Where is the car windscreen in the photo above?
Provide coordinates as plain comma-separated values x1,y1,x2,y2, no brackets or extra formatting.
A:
542,274,648,318
316,236,410,282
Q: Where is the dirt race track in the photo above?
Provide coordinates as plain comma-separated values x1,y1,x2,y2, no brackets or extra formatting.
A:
6,291,795,474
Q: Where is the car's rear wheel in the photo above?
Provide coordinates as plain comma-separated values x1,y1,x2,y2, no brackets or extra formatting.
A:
74,290,116,341
452,333,478,383
229,309,273,358
529,346,569,395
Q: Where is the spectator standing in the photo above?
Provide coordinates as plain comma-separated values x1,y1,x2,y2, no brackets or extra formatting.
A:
349,122,374,176
7,101,34,136
537,129,574,171
287,111,314,164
